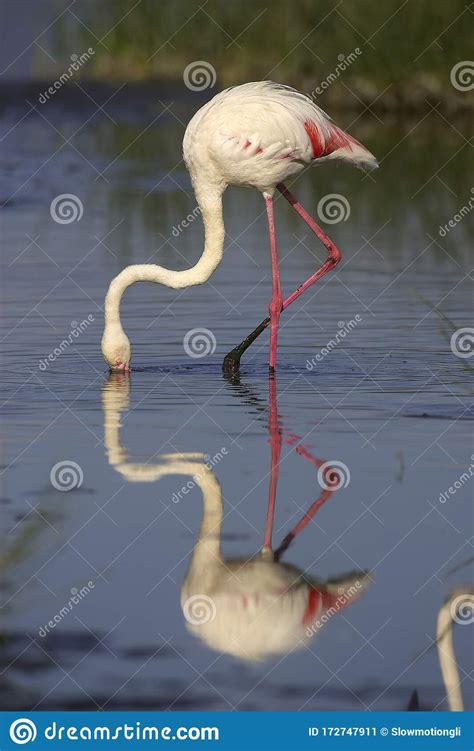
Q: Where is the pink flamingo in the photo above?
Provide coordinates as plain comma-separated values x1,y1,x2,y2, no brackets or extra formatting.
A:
181,376,369,660
102,371,369,660
101,81,377,373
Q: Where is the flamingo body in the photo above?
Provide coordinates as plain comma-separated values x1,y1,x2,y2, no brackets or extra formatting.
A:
182,557,367,661
101,81,377,372
184,81,377,196
102,374,370,662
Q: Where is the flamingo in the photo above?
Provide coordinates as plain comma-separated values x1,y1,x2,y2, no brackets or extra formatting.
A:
180,378,369,660
102,373,369,660
436,587,474,711
408,587,474,711
101,81,377,373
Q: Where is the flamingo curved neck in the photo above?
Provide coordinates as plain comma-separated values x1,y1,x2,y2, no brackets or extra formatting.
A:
104,189,225,328
436,596,464,711
102,377,224,581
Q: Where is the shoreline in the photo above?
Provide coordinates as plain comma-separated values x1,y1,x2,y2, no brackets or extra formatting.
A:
1,77,472,117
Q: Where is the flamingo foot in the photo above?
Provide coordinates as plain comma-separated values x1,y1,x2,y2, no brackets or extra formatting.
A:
222,317,269,373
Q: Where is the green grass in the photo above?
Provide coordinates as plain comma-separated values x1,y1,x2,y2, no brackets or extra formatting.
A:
72,0,473,111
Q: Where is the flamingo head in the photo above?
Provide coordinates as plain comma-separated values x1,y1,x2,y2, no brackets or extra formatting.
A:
101,325,131,372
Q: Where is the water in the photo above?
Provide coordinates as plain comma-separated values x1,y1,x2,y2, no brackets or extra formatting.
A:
1,83,473,711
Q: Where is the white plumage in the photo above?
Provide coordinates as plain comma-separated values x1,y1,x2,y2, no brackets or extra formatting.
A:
101,378,369,662
184,81,377,195
101,81,377,372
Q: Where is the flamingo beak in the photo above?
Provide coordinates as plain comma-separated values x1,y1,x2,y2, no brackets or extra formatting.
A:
113,363,131,373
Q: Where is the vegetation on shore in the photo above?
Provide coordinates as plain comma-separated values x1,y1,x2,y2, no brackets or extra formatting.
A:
68,0,474,113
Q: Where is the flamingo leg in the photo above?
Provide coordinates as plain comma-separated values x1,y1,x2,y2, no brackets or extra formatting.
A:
222,182,342,372
262,377,281,555
274,488,333,560
266,195,283,371
262,376,336,558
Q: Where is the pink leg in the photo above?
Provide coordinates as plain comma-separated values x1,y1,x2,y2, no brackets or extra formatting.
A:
277,183,342,310
262,377,281,553
275,426,336,558
261,376,337,558
274,488,333,559
222,182,342,372
265,195,282,371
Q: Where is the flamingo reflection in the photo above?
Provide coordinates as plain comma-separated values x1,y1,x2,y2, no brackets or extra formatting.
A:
102,374,370,661
436,587,474,711
408,586,474,712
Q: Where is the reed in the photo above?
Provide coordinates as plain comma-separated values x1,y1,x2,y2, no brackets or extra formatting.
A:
70,0,473,112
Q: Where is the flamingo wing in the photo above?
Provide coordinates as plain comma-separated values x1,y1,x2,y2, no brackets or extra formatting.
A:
208,81,378,171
